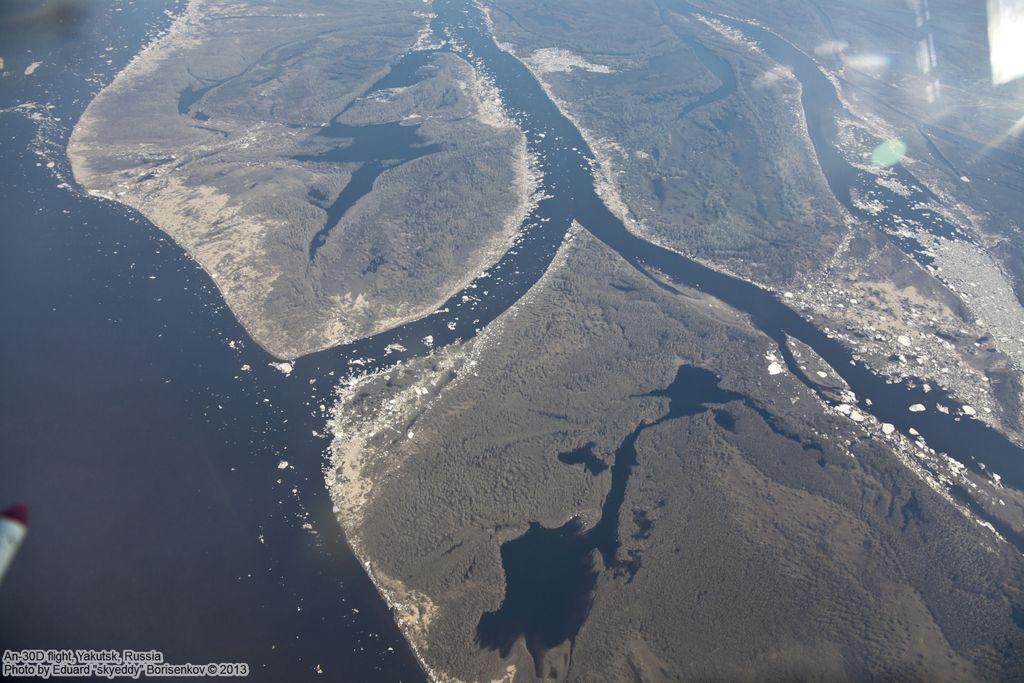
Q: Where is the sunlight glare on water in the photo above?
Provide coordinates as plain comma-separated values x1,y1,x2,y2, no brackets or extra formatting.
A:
870,138,907,167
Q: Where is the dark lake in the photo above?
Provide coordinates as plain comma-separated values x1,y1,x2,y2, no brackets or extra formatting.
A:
298,50,442,261
477,366,743,674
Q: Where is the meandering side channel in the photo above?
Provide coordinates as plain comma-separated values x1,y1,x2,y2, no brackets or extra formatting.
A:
300,0,1024,675
307,0,1023,494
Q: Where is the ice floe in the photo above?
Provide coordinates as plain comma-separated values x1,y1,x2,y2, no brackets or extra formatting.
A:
270,361,294,376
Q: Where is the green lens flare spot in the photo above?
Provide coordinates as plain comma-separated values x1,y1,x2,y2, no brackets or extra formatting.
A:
871,138,907,167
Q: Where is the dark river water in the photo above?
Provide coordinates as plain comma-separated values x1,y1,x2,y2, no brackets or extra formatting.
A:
658,7,736,121
2,0,1021,680
417,0,1024,495
0,3,423,681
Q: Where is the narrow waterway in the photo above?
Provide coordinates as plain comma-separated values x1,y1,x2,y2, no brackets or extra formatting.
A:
320,0,1024,502
419,0,1024,666
661,0,970,260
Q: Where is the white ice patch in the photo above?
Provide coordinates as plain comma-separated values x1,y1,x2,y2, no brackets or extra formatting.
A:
383,343,407,356
270,361,294,376
525,48,613,75
909,403,926,412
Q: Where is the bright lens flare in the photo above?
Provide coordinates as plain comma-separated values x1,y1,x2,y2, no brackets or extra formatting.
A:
871,139,907,167
988,0,1024,86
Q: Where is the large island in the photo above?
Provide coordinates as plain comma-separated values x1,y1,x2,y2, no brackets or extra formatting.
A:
69,0,535,359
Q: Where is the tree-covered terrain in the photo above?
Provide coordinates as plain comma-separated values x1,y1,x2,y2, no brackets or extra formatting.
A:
331,230,1024,681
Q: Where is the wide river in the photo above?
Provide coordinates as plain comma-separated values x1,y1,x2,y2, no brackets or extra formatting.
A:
0,2,422,681
1,0,1021,681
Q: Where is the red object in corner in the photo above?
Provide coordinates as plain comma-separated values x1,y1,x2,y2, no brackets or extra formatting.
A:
2,504,28,526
